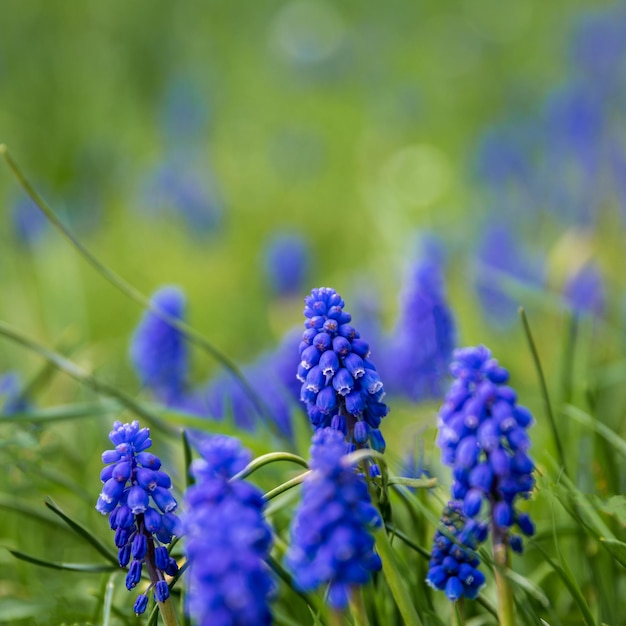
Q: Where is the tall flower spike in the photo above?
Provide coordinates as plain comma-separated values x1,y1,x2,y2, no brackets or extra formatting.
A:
437,346,536,552
386,254,456,401
426,502,487,601
130,286,188,405
298,287,389,453
286,428,382,609
183,435,274,626
96,421,180,614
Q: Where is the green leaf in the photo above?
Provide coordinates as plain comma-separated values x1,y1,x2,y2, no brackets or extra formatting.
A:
519,307,568,476
374,528,422,626
0,320,176,437
0,494,70,532
503,569,549,608
592,496,626,526
102,573,116,626
598,538,626,568
6,547,117,573
264,472,310,501
387,476,437,489
231,452,309,481
181,429,194,489
564,404,626,458
44,497,119,566
0,599,47,621
0,401,119,424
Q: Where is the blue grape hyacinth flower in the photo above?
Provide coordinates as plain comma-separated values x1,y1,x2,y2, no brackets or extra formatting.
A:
437,346,536,552
564,262,605,318
297,287,389,453
96,421,180,613
183,435,274,626
263,232,310,298
426,502,487,601
286,427,382,609
387,257,456,401
130,286,188,405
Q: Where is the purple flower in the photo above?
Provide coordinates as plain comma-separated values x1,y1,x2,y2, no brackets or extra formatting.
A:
298,287,389,453
437,346,535,551
183,435,274,625
130,286,188,405
286,428,382,609
96,421,180,613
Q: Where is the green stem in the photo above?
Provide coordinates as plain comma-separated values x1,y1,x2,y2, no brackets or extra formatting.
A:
349,587,370,626
263,471,310,501
452,598,465,626
144,527,180,626
231,452,309,481
492,531,515,626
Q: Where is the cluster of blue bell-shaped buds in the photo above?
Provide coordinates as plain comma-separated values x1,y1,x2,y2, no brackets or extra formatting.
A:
437,346,536,551
298,287,389,454
96,421,181,614
426,502,487,600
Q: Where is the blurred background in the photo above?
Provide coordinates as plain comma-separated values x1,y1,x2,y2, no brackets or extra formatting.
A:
2,0,626,623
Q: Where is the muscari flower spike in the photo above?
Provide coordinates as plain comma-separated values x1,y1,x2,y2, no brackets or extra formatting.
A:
286,427,382,609
426,501,487,601
183,435,274,626
437,346,536,552
96,421,180,614
297,287,389,456
130,286,188,405
387,256,456,401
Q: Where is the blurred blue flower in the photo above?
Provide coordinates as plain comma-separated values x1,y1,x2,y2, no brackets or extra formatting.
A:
139,155,223,236
426,502,487,601
183,435,274,626
386,256,456,401
286,427,382,609
11,196,48,246
0,372,31,415
474,223,543,327
130,286,188,405
569,6,626,92
96,420,180,613
437,346,536,553
195,328,303,438
263,232,310,298
564,262,605,318
159,77,211,144
298,287,389,455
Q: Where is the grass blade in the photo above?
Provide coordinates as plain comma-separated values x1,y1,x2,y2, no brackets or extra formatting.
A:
0,143,267,421
6,548,117,573
519,307,568,476
0,320,175,436
44,497,119,566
